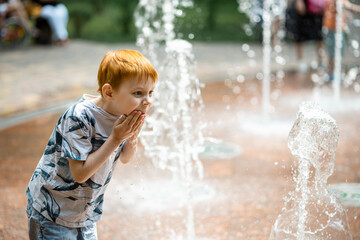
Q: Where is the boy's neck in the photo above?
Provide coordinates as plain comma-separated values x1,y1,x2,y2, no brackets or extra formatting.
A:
91,96,121,118
92,96,108,112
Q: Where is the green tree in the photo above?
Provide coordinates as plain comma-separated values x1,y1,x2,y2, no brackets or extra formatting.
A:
206,0,217,31
65,1,93,38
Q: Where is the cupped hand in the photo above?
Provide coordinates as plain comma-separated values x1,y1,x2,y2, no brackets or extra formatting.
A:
109,110,145,146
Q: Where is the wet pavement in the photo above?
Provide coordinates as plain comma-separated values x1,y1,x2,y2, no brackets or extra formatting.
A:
0,70,360,239
0,41,360,239
1,40,358,123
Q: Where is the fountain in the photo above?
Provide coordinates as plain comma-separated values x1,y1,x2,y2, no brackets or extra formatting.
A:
132,1,358,239
136,38,205,181
333,0,345,100
134,0,193,65
134,0,204,175
311,0,360,106
344,0,360,94
134,1,215,239
229,0,297,139
236,0,359,120
261,0,272,118
269,101,352,240
237,0,287,118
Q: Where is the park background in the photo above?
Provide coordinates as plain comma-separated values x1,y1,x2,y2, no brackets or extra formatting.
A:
63,0,261,43
0,0,360,239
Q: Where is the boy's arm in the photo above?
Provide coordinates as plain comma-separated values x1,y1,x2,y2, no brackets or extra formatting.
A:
68,135,120,183
69,111,144,183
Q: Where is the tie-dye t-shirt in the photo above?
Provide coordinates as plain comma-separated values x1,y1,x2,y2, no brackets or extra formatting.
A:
26,94,125,228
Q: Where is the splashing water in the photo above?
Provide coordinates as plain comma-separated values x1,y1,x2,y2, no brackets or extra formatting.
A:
135,0,205,186
269,102,352,240
140,39,205,180
145,40,206,240
313,0,360,98
237,0,287,117
134,0,193,65
135,1,208,239
333,0,345,99
343,1,360,94
262,0,272,118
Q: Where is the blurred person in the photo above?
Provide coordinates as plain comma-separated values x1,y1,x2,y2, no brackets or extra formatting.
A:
323,0,360,81
0,0,33,34
286,0,326,72
26,50,158,239
247,0,287,46
30,0,69,45
323,0,347,81
270,0,287,46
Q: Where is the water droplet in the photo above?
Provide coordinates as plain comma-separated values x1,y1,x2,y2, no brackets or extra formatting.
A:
275,56,286,65
256,72,264,80
242,44,250,52
311,60,319,69
232,86,241,94
237,75,245,83
271,90,281,100
351,47,360,57
222,95,230,103
274,162,279,166
276,70,285,79
188,33,194,39
176,9,183,16
249,59,257,67
247,50,256,58
354,83,360,93
227,68,235,76
351,40,359,49
224,79,233,87
250,97,258,105
245,28,253,36
274,45,282,53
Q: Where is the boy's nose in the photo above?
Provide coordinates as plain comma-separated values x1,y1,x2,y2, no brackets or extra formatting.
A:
142,96,152,106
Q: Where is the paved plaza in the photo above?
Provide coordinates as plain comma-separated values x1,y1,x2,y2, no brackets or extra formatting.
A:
0,41,359,239
1,40,358,127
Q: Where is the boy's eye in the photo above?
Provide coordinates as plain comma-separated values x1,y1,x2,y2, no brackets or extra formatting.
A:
134,91,142,96
149,91,154,97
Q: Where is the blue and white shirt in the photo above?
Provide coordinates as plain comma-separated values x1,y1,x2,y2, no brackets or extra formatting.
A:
26,94,125,228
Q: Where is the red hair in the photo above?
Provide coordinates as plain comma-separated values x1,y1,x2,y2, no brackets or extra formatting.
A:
97,50,158,94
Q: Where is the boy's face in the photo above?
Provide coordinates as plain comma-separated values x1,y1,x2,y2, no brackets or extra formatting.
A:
110,77,155,116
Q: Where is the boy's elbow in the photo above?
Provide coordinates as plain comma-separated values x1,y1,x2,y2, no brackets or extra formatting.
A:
120,155,132,164
68,159,88,183
72,175,88,184
120,158,131,164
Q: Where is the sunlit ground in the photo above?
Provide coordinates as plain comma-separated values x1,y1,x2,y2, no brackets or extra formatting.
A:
0,72,359,239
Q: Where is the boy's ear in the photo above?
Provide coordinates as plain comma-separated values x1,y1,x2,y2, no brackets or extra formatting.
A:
102,83,113,100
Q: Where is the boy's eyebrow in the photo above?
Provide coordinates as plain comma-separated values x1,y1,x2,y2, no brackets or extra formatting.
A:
131,87,155,91
131,87,145,90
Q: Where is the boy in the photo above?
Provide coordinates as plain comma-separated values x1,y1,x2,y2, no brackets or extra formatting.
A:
26,49,158,239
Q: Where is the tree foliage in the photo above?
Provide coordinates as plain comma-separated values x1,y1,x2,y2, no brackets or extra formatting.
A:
63,0,258,43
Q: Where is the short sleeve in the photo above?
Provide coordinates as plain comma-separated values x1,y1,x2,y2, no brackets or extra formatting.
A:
58,107,93,161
